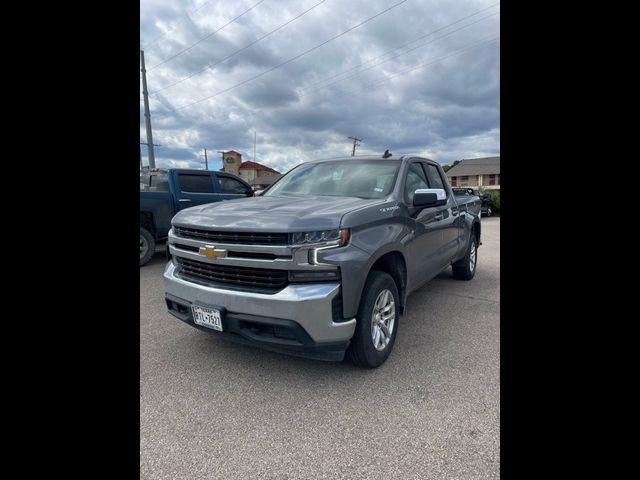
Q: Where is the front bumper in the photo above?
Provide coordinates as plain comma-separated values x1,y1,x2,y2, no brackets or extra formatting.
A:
163,261,357,360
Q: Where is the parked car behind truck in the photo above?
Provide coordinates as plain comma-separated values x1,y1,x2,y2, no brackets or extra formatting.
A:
453,188,494,217
140,168,253,266
163,154,481,367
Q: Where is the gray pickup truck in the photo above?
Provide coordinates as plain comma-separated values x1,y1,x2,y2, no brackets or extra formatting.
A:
163,154,481,368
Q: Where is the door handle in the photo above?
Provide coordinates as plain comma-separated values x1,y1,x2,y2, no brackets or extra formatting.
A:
434,213,443,221
178,199,191,202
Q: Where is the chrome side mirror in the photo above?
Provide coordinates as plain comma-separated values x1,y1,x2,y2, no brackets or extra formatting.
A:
413,188,446,207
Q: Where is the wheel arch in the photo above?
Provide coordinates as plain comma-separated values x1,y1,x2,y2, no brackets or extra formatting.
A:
140,211,156,237
366,249,408,314
472,219,481,244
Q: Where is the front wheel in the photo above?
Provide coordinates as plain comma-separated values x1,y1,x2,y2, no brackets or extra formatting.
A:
452,235,478,280
140,227,156,267
346,271,400,368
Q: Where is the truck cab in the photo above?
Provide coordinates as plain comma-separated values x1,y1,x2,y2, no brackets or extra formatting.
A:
140,168,253,266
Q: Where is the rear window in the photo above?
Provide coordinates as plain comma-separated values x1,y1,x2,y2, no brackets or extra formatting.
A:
178,174,214,193
140,172,169,192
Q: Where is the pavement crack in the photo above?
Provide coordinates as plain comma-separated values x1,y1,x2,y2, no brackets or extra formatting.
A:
428,290,500,304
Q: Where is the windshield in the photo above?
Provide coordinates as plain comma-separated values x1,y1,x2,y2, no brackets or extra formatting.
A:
264,160,400,199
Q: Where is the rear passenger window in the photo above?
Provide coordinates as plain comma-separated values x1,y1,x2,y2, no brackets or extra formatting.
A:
404,163,430,204
426,164,446,192
178,174,214,193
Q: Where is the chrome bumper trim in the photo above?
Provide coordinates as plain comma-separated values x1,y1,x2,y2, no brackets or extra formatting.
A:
164,261,356,343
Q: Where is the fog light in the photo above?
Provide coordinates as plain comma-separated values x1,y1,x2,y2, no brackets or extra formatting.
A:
288,270,340,282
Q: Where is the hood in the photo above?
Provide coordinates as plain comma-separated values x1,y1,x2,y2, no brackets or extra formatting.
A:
172,195,384,232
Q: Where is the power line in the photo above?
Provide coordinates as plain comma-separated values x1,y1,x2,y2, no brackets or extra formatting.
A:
183,34,499,132
300,10,499,97
175,0,409,110
348,136,362,156
148,0,267,71
330,34,500,102
150,0,328,95
301,2,499,92
142,0,214,49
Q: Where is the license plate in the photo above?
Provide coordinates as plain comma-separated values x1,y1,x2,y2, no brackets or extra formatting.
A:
191,305,223,331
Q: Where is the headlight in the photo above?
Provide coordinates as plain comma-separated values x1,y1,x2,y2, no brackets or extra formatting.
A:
290,229,350,246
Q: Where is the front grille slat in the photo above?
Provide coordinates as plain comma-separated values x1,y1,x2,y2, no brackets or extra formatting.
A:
179,258,285,278
176,257,288,290
181,266,276,282
174,227,288,245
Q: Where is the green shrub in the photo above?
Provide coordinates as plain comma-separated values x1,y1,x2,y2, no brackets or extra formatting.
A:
482,190,500,214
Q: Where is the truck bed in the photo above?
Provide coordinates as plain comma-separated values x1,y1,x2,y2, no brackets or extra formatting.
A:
453,190,482,215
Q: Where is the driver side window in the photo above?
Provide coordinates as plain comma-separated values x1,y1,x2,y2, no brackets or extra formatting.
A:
219,176,251,195
404,163,430,204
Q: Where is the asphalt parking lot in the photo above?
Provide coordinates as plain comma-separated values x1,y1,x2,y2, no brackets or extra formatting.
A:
140,217,500,479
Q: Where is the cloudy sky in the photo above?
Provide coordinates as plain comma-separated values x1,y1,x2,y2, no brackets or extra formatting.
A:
140,0,499,173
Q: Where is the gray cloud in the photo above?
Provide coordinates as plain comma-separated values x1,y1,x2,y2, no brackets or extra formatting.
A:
141,0,499,171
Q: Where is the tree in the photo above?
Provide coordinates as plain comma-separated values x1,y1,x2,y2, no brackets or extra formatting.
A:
443,160,461,173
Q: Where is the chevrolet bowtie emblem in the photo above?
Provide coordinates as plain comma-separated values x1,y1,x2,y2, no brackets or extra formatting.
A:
199,245,227,260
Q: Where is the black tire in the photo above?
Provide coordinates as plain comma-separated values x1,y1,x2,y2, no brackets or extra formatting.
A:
452,234,478,280
140,227,156,267
346,271,400,368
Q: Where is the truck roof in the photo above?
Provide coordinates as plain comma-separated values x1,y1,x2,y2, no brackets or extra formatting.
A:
141,167,208,174
306,154,436,164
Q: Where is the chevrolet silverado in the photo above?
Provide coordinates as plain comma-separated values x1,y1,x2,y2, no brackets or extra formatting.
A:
163,154,481,368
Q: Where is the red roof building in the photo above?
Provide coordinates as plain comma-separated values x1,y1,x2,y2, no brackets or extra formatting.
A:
239,161,279,173
221,150,280,185
238,161,280,185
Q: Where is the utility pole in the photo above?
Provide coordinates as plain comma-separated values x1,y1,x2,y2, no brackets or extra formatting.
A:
140,141,162,169
140,50,156,169
348,136,362,157
201,148,209,170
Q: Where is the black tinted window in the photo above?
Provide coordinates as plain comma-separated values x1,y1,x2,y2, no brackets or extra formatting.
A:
178,174,214,193
404,163,430,204
219,176,250,194
426,164,446,191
